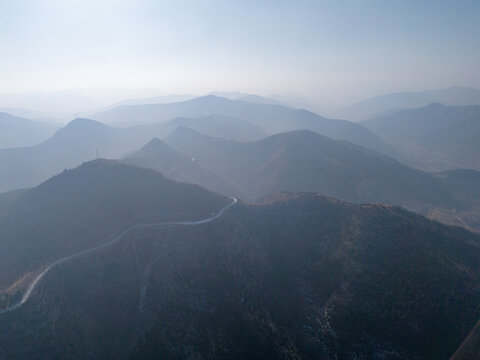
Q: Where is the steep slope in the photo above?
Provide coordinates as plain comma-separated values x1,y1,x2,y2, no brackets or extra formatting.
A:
0,112,57,149
0,159,229,305
92,95,395,155
0,118,123,192
163,127,480,231
342,86,480,120
363,103,480,171
0,113,266,193
123,138,246,198
125,114,267,143
164,126,232,156
166,114,267,141
124,137,190,174
0,193,478,359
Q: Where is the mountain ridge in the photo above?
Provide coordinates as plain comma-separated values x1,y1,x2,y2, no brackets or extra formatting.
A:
363,103,480,171
92,95,396,156
160,127,480,231
341,86,480,120
0,191,478,359
0,112,57,149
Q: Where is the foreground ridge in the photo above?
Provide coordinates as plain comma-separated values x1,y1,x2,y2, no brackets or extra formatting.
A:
0,197,238,315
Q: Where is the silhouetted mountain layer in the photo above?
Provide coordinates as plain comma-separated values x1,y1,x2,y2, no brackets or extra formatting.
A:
127,114,267,142
92,95,395,155
235,94,286,106
363,103,480,171
0,118,122,192
0,112,57,149
98,94,196,111
0,159,229,300
161,127,480,230
124,138,246,199
0,193,478,360
0,114,266,193
342,86,480,120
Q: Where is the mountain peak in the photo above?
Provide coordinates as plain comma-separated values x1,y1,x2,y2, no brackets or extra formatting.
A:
64,117,109,129
134,138,181,159
143,137,167,149
52,118,114,140
187,94,230,104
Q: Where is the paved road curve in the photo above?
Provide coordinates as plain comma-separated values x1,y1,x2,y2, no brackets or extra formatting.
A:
0,197,237,315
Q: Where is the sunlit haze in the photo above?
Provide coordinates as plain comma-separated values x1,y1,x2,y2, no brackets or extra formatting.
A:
1,0,479,106
1,2,480,358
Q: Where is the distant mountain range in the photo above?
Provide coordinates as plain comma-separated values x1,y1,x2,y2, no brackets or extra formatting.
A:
91,95,395,156
363,103,480,171
0,112,57,149
96,94,197,112
0,164,478,359
124,138,247,199
341,87,480,121
2,113,480,232
2,88,480,359
234,94,286,106
0,114,266,193
127,127,480,231
128,114,267,143
0,118,122,192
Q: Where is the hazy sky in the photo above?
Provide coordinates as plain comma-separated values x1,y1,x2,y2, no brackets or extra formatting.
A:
1,0,479,103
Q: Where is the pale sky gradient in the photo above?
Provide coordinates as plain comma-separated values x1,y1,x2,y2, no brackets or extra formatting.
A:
1,0,479,103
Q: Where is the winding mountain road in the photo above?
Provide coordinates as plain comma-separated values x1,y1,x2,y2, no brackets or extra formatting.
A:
0,197,237,315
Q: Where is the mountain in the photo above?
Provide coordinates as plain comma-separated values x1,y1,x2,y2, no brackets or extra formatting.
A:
208,91,247,99
0,118,124,192
363,103,480,171
341,87,480,121
123,138,246,198
127,114,267,143
96,94,196,112
0,159,229,305
168,114,267,141
164,126,229,154
235,94,286,106
0,114,267,193
124,137,191,173
92,95,395,156
162,127,480,231
0,192,478,359
0,112,57,149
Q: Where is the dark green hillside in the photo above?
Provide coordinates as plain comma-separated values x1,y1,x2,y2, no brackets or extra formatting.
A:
0,160,229,305
161,128,480,231
0,194,478,360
